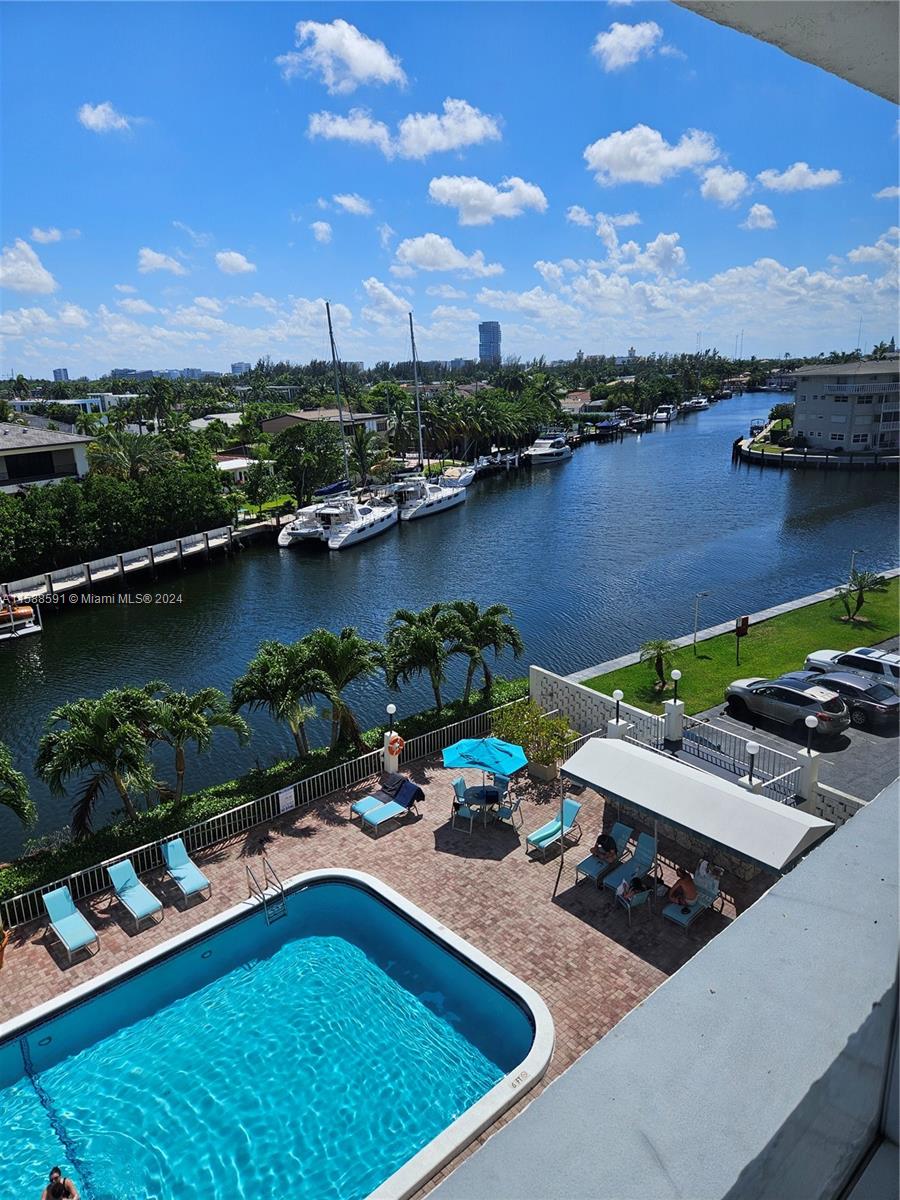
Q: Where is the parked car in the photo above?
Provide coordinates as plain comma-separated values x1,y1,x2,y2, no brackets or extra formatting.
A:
804,647,900,695
779,671,899,729
725,677,850,737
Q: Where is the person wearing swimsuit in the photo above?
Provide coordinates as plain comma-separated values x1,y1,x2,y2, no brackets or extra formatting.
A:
41,1166,80,1199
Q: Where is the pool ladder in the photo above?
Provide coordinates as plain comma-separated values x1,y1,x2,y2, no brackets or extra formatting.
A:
246,854,287,924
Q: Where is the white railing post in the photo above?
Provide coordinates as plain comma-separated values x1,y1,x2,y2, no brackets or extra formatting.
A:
663,698,684,744
795,747,820,803
606,719,629,739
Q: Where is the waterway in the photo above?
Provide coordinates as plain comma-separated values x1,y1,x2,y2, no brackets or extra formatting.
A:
2,393,897,856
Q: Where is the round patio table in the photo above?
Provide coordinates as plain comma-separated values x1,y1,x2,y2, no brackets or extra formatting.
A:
463,785,501,824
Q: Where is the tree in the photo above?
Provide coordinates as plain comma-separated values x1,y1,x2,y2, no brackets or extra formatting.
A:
231,640,335,756
244,462,278,515
445,600,524,705
349,424,388,485
300,627,384,748
36,692,157,836
385,604,456,712
834,570,888,622
272,421,344,503
639,638,678,690
0,741,36,827
87,429,174,481
74,410,102,437
12,375,30,401
153,686,250,803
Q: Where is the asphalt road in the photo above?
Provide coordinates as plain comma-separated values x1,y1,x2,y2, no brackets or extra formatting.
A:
694,637,899,803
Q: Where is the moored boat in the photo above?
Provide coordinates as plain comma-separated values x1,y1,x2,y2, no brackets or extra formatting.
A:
393,475,466,521
523,435,572,464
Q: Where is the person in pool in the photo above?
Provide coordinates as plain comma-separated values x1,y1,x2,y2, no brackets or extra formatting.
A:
42,1167,80,1199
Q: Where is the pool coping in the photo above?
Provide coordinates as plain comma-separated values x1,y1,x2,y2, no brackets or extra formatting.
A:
0,867,555,1200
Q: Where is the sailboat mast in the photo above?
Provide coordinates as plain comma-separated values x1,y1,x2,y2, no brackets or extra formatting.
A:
409,311,426,467
326,301,351,482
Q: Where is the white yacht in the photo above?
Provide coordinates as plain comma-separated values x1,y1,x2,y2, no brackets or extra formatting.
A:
523,435,572,464
682,397,710,412
280,493,397,549
652,404,676,423
440,464,476,488
277,503,328,547
393,475,467,521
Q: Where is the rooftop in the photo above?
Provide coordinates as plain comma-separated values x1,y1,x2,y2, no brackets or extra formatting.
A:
792,361,900,378
0,422,91,451
268,409,386,424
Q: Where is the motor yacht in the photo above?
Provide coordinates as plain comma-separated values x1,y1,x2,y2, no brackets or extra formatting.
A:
393,475,467,520
523,435,572,464
652,404,676,423
440,464,476,487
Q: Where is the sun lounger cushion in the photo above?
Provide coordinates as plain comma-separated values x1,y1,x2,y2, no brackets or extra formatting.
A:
43,887,98,952
362,800,406,829
162,839,210,897
108,860,162,921
351,795,383,819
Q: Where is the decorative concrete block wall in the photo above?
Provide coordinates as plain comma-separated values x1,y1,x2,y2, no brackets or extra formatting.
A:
806,787,867,827
530,666,664,745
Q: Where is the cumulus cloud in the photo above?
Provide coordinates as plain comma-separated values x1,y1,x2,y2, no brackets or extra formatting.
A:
392,233,503,277
311,221,333,244
232,292,279,311
700,166,750,206
0,306,57,336
757,161,842,191
566,205,594,227
333,193,374,216
618,231,686,276
276,19,406,93
874,186,900,199
847,227,899,265
0,239,58,293
592,21,662,71
30,227,62,244
137,247,188,276
426,284,467,299
310,99,501,161
114,283,137,294
377,223,396,249
215,250,256,275
77,101,132,133
430,304,479,323
584,124,718,185
308,109,394,157
193,296,224,312
428,175,547,225
58,303,89,327
173,220,212,247
741,203,777,231
118,297,157,314
361,276,408,324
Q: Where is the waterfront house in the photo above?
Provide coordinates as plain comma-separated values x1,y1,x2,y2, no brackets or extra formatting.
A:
260,409,388,437
0,423,91,492
791,361,900,451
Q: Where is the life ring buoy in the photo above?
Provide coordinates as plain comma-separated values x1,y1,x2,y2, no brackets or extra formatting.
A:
387,734,405,756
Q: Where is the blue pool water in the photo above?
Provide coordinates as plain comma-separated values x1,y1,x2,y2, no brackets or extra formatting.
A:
0,880,535,1199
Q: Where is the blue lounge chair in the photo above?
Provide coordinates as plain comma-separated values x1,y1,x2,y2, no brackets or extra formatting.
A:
350,795,383,823
616,884,651,926
107,859,163,930
603,832,657,894
574,822,634,887
361,799,416,836
161,837,211,902
663,874,722,932
43,886,99,964
526,798,582,859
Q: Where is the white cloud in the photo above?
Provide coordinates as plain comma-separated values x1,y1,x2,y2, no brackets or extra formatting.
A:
584,124,718,185
276,18,406,94
428,175,547,225
58,303,89,327
741,203,777,231
361,276,408,324
232,292,279,311
138,247,188,276
0,239,58,294
215,250,256,275
566,205,594,227
534,260,565,286
847,227,899,265
426,284,467,299
700,166,750,206
77,101,132,134
173,220,212,247
618,231,686,276
114,283,137,294
377,222,396,249
333,193,374,216
874,186,900,199
393,233,503,277
592,21,662,71
31,227,62,244
308,109,394,157
311,221,333,244
430,304,479,323
397,98,501,160
0,306,56,336
193,296,224,312
118,298,157,314
757,161,842,191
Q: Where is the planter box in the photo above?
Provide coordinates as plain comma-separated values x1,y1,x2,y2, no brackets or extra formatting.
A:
527,760,559,782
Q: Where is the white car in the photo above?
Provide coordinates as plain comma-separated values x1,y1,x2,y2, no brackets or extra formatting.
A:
804,647,900,695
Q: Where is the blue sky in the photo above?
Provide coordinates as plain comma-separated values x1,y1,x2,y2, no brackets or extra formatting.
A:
1,1,898,376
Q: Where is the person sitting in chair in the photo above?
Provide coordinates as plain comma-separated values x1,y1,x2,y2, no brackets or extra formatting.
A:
591,831,618,864
668,867,698,913
620,875,648,903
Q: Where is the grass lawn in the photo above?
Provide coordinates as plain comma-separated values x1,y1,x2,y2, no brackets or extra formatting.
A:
584,577,899,715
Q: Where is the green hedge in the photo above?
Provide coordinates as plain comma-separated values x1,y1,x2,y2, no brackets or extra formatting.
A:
0,678,528,907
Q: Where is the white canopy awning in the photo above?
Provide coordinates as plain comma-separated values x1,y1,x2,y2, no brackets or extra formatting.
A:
562,739,832,872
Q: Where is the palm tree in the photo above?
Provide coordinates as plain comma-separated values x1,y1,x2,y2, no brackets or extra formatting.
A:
74,410,102,437
835,569,888,622
231,640,335,756
36,693,157,836
300,628,383,749
349,425,388,484
0,741,36,827
154,687,250,802
445,601,525,705
87,429,174,481
385,604,455,712
639,638,678,691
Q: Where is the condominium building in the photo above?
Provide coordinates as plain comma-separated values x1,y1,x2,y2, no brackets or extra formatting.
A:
52,368,69,382
231,362,251,376
478,321,501,366
791,361,900,451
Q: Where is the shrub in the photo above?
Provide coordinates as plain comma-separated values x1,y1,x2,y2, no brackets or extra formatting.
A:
491,698,575,766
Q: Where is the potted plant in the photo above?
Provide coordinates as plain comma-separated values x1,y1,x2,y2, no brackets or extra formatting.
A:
492,699,575,782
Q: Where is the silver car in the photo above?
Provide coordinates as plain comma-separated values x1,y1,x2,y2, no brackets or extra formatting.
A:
804,647,900,695
725,677,851,738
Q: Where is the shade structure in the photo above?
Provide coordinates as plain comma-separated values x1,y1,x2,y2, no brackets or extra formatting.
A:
442,737,528,776
561,739,832,872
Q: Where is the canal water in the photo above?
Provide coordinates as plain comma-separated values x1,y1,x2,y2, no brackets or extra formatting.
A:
2,393,897,856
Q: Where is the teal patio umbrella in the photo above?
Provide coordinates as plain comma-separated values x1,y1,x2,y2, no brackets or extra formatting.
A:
442,737,527,777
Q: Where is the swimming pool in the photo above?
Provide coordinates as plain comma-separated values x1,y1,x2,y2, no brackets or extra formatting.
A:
0,870,553,1199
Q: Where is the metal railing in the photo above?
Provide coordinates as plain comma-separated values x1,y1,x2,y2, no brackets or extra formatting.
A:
682,717,798,794
822,381,899,395
759,767,802,803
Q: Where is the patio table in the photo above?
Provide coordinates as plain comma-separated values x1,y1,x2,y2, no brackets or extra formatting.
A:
463,785,501,824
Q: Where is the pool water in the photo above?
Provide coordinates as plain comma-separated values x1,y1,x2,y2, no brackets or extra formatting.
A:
0,880,535,1200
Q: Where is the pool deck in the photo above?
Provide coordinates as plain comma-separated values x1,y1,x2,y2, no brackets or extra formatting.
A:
0,757,771,1196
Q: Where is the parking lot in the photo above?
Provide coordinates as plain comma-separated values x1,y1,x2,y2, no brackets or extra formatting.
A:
694,637,899,803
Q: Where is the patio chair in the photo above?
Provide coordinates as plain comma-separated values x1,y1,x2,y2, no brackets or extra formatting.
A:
616,883,652,927
107,859,163,930
603,832,657,894
662,874,723,932
43,886,99,964
350,795,383,823
161,837,212,902
361,795,419,837
491,774,510,801
496,794,524,830
574,822,634,888
526,798,582,860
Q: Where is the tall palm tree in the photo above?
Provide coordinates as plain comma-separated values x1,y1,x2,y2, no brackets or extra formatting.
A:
349,425,388,484
87,429,174,481
154,687,250,802
74,410,102,437
0,741,36,827
445,601,525,705
639,639,678,691
385,604,455,713
231,640,335,756
300,628,384,749
36,693,157,836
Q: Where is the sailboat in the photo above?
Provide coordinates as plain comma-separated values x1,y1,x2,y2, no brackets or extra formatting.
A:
394,312,467,521
278,304,398,550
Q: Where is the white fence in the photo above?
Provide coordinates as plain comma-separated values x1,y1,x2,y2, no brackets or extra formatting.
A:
682,717,800,799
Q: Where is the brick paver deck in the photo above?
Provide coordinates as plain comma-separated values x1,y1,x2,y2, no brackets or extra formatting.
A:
0,758,772,1196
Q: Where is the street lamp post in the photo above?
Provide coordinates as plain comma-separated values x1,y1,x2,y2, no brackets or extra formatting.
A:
804,714,818,753
746,740,759,786
693,591,709,656
386,703,396,735
613,689,623,723
849,548,863,584
671,669,681,703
